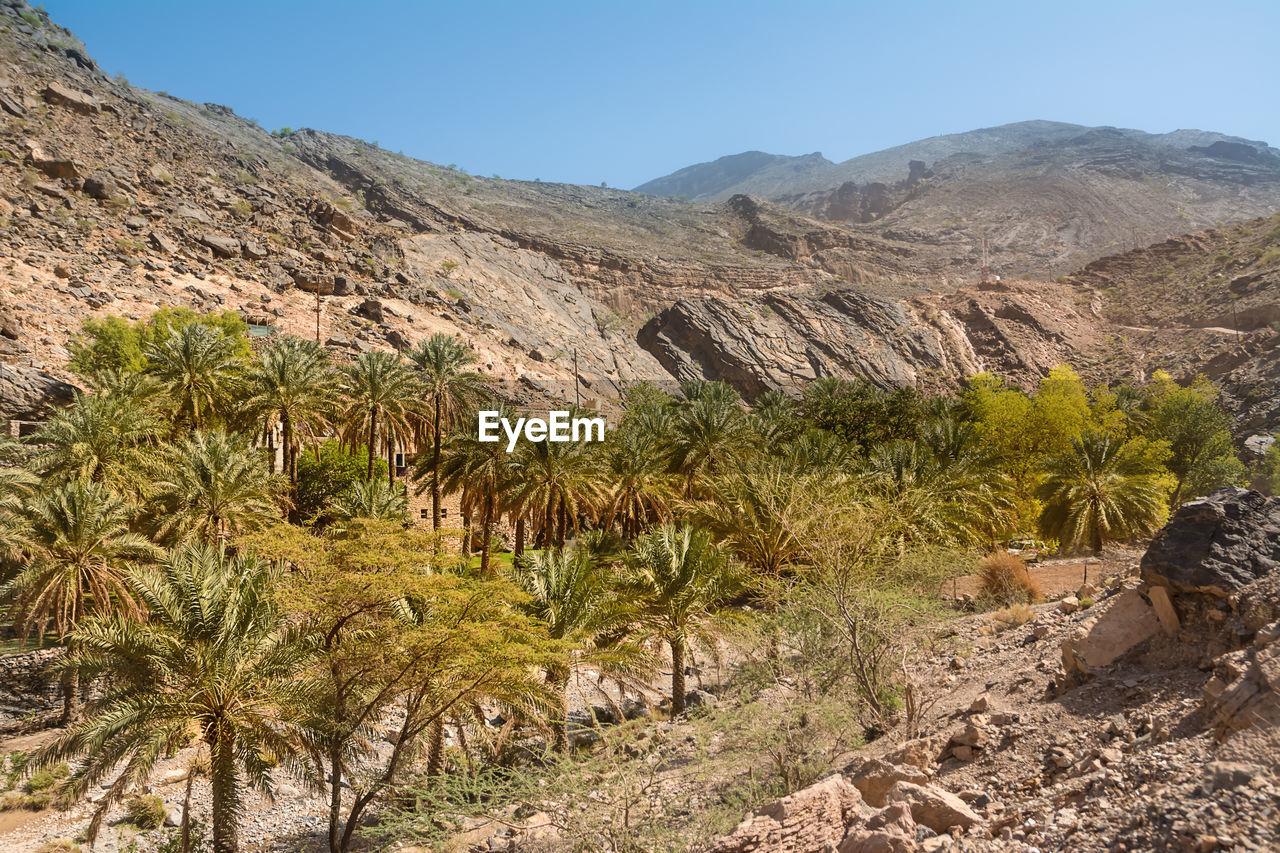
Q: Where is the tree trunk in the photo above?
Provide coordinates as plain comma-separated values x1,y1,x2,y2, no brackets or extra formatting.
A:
387,435,396,485
514,516,525,558
479,503,494,576
670,638,687,716
60,667,80,727
551,669,570,753
431,398,442,529
180,764,198,853
425,717,445,777
210,732,240,853
327,739,343,853
366,410,377,482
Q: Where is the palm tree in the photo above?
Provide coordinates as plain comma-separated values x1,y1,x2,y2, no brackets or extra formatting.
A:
433,411,513,575
330,478,409,524
512,437,603,548
510,547,652,751
244,336,337,490
624,523,744,714
40,544,316,853
1,480,160,721
598,427,677,539
858,439,1016,548
1037,431,1168,555
148,431,283,544
338,351,417,483
145,323,244,433
30,389,160,497
668,388,753,496
684,462,803,583
408,334,488,529
0,440,35,565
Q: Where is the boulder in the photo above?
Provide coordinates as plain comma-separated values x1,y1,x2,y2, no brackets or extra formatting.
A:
30,154,83,182
0,363,77,421
197,232,241,258
82,172,118,200
883,781,981,834
1141,488,1280,595
242,240,268,260
707,775,864,853
43,81,100,114
685,688,718,710
881,736,946,772
149,231,179,254
354,298,384,323
849,758,930,807
1061,587,1161,676
839,803,917,853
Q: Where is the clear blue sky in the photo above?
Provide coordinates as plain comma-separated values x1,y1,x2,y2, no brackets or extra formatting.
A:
43,0,1280,189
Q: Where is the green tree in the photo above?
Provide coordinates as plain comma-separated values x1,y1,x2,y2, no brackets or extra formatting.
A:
857,438,1016,548
244,336,337,490
510,547,653,751
338,351,417,483
598,426,677,539
2,481,160,721
30,390,160,496
1149,375,1246,506
668,384,753,495
1260,436,1280,496
511,436,603,548
145,322,245,433
433,411,513,575
41,544,316,853
408,334,488,529
1037,431,1170,554
625,523,745,714
240,522,554,853
67,315,145,378
330,478,409,525
148,431,282,544
295,441,388,524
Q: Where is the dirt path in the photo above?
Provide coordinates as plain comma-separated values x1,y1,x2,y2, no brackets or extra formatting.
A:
944,552,1136,601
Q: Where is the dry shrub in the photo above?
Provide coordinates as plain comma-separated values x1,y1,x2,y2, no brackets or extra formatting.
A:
992,602,1035,631
979,552,1043,605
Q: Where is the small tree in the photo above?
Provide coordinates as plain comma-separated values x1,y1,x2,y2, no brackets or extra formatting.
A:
625,524,745,714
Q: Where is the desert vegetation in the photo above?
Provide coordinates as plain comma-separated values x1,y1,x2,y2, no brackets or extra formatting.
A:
0,310,1260,852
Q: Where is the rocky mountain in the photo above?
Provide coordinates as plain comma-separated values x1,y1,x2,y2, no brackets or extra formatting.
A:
638,121,1280,277
0,0,1276,435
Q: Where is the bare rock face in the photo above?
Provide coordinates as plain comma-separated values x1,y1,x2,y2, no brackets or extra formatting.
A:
706,775,865,853
0,363,77,421
637,290,950,400
1141,488,1280,595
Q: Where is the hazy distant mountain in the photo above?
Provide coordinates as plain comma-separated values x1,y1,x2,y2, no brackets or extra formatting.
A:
634,120,1279,201
636,121,1280,277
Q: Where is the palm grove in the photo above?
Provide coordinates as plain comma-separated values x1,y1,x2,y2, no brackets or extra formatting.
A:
0,307,1264,852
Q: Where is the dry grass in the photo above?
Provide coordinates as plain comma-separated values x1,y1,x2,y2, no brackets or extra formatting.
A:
991,602,1035,631
979,552,1043,605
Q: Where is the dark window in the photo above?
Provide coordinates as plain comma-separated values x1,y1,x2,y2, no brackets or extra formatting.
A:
420,508,429,519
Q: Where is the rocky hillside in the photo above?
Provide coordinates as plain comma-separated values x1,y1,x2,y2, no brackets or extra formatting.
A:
0,0,1276,435
637,121,1280,277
